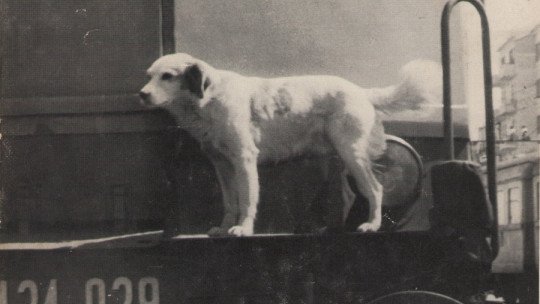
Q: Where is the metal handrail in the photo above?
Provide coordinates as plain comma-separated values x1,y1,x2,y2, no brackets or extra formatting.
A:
441,0,498,258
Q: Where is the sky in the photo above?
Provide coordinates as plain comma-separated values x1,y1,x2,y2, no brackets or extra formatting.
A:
173,0,540,137
174,0,446,87
487,0,540,55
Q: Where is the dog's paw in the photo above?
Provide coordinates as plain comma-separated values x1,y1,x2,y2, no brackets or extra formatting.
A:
227,225,253,236
207,227,228,236
356,222,380,233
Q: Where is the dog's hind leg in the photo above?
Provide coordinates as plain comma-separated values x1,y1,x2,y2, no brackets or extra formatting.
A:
344,159,382,232
328,117,383,232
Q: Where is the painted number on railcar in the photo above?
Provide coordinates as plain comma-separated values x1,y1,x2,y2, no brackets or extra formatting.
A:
0,277,159,304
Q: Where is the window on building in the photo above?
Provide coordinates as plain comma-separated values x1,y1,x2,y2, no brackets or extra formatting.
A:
536,79,540,98
503,85,514,106
508,187,522,224
501,86,509,104
536,43,540,62
501,56,506,65
498,190,508,225
510,84,515,100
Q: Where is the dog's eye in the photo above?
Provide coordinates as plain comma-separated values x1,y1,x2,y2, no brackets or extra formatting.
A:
161,72,173,81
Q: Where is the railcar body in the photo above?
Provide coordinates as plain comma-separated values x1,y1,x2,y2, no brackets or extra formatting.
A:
0,1,513,303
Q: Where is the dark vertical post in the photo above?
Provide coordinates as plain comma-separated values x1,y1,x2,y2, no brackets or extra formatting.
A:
160,0,176,55
441,5,454,160
440,0,499,257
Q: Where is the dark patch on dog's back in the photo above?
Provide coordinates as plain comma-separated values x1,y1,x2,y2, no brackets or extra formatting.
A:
250,87,293,121
272,88,292,115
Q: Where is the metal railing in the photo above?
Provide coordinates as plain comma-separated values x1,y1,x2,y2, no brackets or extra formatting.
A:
441,0,499,257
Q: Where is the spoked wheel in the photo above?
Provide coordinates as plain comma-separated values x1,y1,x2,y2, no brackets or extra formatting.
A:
368,291,464,304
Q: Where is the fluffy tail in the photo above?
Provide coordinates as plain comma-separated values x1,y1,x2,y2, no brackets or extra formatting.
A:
367,60,442,113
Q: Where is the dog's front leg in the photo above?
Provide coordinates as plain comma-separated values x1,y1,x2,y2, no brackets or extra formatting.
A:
207,156,238,236
228,150,259,236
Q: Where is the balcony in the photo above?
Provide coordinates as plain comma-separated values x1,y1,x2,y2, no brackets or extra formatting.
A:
471,140,539,164
497,98,518,116
495,64,516,86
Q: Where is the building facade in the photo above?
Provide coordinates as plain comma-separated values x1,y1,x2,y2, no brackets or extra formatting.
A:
474,24,540,275
493,24,540,141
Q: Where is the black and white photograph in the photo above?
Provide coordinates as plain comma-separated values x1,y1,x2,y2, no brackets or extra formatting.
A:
0,0,538,303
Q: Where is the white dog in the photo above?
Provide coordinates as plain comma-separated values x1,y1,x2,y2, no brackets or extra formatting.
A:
140,53,435,236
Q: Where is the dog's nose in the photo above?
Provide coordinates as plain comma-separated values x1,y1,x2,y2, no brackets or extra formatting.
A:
139,91,150,99
139,91,150,104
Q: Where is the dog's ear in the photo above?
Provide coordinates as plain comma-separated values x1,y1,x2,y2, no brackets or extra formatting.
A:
184,64,211,99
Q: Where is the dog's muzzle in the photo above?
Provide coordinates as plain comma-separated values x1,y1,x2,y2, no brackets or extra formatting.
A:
139,91,151,106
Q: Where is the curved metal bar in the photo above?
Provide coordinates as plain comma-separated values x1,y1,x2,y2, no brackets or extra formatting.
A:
441,0,498,258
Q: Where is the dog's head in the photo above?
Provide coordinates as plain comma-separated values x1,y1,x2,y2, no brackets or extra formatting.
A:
139,53,212,107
